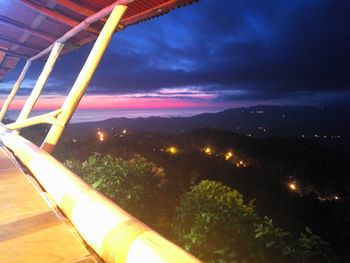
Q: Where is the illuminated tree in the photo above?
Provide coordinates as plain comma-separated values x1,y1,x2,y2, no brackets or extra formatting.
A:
173,180,334,263
64,153,165,221
173,180,257,262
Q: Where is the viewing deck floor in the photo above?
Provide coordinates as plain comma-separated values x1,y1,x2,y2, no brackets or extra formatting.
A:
0,145,99,263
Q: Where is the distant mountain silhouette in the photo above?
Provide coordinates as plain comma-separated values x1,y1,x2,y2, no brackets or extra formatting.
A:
69,105,350,140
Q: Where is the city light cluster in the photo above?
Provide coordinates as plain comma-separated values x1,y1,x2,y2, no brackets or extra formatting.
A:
166,146,178,155
165,146,248,168
97,131,105,142
236,160,247,168
225,151,233,160
287,180,342,202
288,182,297,191
96,129,128,141
204,147,212,155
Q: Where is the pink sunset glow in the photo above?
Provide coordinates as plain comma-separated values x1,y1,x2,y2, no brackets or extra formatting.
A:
78,96,221,109
0,95,228,111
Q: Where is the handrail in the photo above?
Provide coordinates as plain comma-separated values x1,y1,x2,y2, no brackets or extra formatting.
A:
0,126,200,263
0,1,133,138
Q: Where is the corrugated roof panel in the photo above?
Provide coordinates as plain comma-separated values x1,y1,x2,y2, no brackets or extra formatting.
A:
54,5,92,24
36,17,72,36
0,55,20,81
1,56,20,69
23,35,52,49
0,40,14,51
0,25,25,41
0,0,198,80
0,51,6,64
0,2,37,27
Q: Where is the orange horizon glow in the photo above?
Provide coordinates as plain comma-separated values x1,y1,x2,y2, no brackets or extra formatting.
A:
0,95,227,111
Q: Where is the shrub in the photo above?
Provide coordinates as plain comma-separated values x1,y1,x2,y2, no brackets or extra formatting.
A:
64,153,165,221
173,180,334,263
173,180,257,262
255,217,333,262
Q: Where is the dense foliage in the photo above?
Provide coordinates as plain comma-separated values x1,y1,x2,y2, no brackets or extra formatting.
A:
65,153,335,262
174,180,333,263
64,153,165,221
173,180,257,262
254,218,333,263
20,124,349,261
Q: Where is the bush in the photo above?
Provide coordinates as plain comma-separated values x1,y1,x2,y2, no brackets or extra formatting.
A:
173,180,334,263
173,180,257,262
255,217,333,262
65,154,334,263
64,153,165,221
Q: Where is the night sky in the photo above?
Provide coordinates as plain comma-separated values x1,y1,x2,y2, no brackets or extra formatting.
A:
1,0,350,113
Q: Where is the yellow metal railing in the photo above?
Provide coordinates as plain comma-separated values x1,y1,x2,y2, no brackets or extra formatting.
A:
0,1,201,261
0,126,200,263
0,1,132,154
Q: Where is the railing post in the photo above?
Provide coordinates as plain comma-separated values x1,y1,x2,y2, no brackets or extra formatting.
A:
42,4,128,153
16,42,64,123
0,61,31,122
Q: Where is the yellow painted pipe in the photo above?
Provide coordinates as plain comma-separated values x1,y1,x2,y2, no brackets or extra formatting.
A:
0,127,200,263
0,61,31,122
5,109,62,130
42,5,128,153
16,42,64,123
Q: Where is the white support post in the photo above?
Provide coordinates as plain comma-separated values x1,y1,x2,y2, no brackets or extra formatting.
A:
42,5,128,153
0,61,31,122
16,42,64,123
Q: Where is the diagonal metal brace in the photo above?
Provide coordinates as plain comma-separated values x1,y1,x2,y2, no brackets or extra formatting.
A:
5,109,64,130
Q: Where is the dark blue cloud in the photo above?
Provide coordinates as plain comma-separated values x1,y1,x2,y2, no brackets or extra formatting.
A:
3,0,350,105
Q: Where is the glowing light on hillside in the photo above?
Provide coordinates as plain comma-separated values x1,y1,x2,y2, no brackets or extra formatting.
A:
166,146,178,155
204,147,212,155
225,151,233,160
122,129,127,134
97,131,105,142
236,160,247,167
288,183,297,191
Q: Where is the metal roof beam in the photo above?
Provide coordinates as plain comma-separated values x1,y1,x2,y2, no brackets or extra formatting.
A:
19,0,100,35
0,16,56,43
55,0,107,23
0,66,14,71
0,47,29,59
122,0,189,25
0,35,41,52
